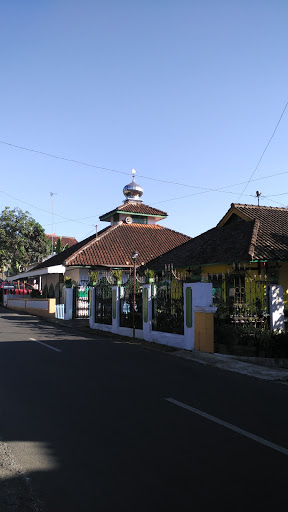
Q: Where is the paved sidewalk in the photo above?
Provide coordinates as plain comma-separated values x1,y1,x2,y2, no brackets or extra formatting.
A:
174,350,288,382
50,317,288,383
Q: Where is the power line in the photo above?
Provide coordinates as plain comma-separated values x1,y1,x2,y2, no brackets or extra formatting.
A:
1,138,288,196
238,100,288,200
0,139,269,194
152,171,288,205
1,168,288,226
43,215,98,228
263,191,288,197
0,190,96,227
261,196,288,207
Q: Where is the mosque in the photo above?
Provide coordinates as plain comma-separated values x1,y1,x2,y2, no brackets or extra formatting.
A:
9,170,190,294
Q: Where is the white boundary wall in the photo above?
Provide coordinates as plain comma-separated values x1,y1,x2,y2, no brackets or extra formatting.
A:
89,282,215,350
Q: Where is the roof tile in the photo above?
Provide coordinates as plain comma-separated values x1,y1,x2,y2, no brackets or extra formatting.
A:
34,223,190,269
100,201,167,219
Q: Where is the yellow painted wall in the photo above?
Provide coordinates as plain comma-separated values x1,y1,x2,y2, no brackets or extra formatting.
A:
177,261,288,311
177,261,288,313
194,312,214,353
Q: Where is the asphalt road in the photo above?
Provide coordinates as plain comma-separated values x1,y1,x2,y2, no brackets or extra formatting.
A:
0,308,288,511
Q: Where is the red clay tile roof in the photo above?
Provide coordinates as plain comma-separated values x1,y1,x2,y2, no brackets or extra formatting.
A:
66,222,190,267
99,201,168,220
146,203,288,270
34,228,110,270
145,221,258,270
34,223,190,269
223,204,288,260
46,234,78,247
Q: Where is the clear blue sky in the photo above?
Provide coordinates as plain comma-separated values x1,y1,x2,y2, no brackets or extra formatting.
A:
1,0,288,242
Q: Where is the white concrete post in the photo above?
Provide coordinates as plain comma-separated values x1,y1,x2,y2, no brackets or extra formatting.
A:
184,283,215,351
112,285,120,334
64,287,73,320
89,287,95,328
143,284,152,342
184,283,194,350
269,284,284,331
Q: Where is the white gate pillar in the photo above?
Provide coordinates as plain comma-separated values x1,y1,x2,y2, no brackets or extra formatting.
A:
184,282,216,352
269,284,284,331
64,287,73,320
89,287,95,328
143,284,152,341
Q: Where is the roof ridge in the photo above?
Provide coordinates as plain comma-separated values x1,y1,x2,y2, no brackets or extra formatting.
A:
248,219,260,259
233,203,288,211
125,223,191,238
65,222,123,264
118,201,167,211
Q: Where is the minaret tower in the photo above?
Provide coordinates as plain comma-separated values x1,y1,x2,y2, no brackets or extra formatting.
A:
99,168,168,225
122,169,144,203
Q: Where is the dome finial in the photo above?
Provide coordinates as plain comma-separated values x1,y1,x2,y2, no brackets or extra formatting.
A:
123,169,144,203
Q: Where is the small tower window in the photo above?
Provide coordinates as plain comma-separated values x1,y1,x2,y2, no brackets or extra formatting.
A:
132,217,147,224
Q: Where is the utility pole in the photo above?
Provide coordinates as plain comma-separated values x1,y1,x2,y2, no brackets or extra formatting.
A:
50,192,57,254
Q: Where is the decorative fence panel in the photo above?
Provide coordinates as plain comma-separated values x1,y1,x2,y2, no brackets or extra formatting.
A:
119,276,143,329
209,268,270,328
152,270,184,335
73,285,90,318
95,278,112,325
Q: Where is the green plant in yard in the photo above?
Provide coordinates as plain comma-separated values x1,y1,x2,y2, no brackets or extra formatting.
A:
64,276,74,287
89,271,99,285
112,270,122,283
144,269,155,282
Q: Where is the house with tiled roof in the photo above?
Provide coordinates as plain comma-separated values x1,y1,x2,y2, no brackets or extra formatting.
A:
8,170,190,300
144,202,288,313
45,234,78,250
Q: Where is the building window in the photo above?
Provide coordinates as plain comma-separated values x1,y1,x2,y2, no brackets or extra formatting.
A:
132,217,147,224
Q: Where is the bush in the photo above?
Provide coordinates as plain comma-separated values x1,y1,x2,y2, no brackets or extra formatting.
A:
48,283,55,298
42,284,48,298
215,324,239,347
215,322,288,358
30,289,41,298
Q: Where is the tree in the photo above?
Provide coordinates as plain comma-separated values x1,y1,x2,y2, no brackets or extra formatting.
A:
53,237,69,254
0,207,50,273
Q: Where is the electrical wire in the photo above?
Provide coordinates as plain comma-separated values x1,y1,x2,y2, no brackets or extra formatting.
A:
1,139,288,196
0,190,97,227
152,171,288,205
0,138,275,194
238,100,288,200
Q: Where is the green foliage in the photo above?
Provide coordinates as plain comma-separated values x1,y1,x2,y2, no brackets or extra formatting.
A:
0,206,50,273
48,283,55,298
64,275,76,287
89,271,99,284
30,289,41,299
144,269,155,281
215,323,288,358
52,237,69,254
42,284,48,298
112,269,122,282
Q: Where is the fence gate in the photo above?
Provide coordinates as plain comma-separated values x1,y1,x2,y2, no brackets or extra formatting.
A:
119,276,143,329
73,285,90,318
95,278,113,325
152,269,184,335
210,269,270,328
